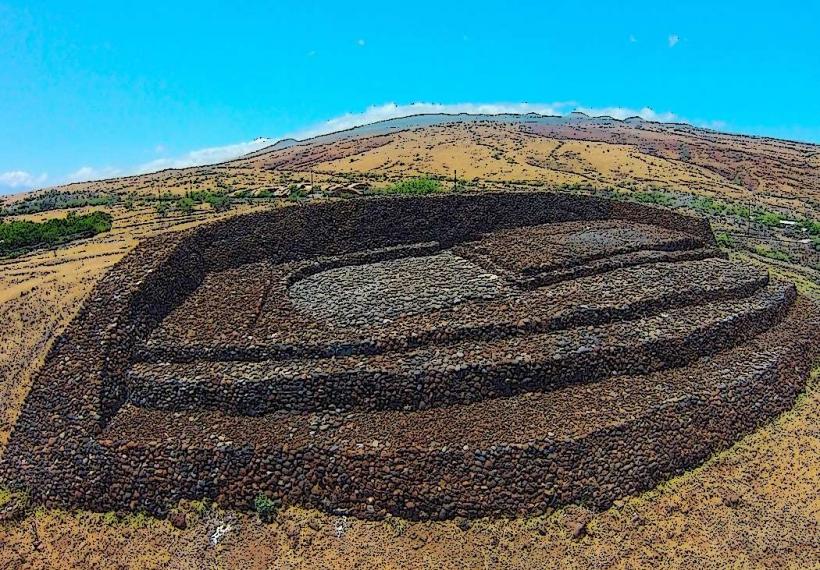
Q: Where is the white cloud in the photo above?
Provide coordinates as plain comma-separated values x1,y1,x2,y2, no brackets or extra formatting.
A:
629,34,637,43
52,101,711,185
135,137,274,173
67,166,123,183
668,34,679,48
0,170,48,189
574,105,678,122
286,102,574,140
695,119,727,131
356,39,366,47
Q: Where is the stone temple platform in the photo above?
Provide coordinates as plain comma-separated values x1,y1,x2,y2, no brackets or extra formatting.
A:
3,191,818,520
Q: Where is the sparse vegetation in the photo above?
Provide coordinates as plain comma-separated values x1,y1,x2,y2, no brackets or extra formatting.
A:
0,488,26,509
183,189,233,211
0,189,119,216
715,232,736,249
288,185,307,201
690,196,751,219
631,190,675,207
753,243,791,262
0,211,113,257
678,143,691,162
155,201,170,217
380,176,444,195
176,197,195,215
101,511,118,526
385,515,409,536
800,218,820,236
204,192,231,212
253,494,277,523
189,498,212,516
754,211,783,227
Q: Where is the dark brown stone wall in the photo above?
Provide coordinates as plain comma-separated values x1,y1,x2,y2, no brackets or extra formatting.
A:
1,191,816,520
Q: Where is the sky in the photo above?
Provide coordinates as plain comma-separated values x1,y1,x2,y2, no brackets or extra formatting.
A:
1,1,819,194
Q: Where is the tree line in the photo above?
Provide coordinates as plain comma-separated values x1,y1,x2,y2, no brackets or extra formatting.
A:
0,211,113,257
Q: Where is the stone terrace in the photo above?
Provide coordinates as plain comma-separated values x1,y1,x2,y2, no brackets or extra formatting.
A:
3,191,818,521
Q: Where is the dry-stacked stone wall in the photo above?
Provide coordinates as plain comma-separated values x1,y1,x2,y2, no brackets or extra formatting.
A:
2,190,818,520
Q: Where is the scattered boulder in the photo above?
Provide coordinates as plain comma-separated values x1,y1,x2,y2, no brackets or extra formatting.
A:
169,511,187,530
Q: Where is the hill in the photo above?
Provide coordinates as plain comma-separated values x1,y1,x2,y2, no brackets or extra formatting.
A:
6,113,816,287
9,113,819,219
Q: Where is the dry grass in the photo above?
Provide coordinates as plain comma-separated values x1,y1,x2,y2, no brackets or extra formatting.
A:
0,204,265,446
317,125,729,194
20,120,819,220
730,250,820,301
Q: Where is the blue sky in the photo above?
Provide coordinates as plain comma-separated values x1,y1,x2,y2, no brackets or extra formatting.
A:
1,1,818,194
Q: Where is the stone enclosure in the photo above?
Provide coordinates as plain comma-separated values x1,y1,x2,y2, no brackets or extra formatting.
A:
2,191,819,520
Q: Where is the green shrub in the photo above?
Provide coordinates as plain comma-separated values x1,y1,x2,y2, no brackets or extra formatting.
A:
725,202,751,219
204,193,231,212
380,176,443,195
715,232,736,249
800,218,820,236
0,211,113,257
176,197,195,215
155,202,170,217
254,494,277,523
385,515,409,536
186,190,232,211
189,498,211,515
753,243,791,262
691,196,727,214
0,189,119,216
631,190,675,207
187,190,208,203
288,185,307,201
754,211,782,227
691,196,751,219
0,488,29,521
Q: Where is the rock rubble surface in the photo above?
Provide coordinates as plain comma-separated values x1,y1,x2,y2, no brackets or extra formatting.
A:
2,191,817,521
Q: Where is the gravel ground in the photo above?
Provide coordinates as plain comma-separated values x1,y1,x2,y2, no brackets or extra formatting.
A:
287,252,509,327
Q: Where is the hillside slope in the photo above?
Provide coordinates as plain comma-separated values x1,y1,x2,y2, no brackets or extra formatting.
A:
17,113,819,218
